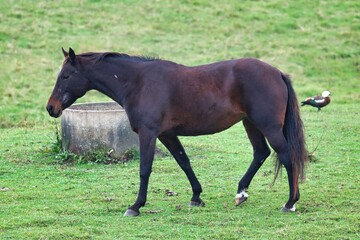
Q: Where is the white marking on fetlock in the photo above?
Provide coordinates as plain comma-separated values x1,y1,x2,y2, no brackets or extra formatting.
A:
283,203,296,212
235,190,249,199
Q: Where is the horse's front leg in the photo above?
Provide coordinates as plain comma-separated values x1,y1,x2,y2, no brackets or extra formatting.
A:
124,129,157,217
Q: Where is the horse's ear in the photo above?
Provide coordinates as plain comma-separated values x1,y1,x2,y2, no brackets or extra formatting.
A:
62,47,69,58
68,48,76,63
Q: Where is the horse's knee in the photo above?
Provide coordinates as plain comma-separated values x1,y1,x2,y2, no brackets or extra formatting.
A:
139,170,151,179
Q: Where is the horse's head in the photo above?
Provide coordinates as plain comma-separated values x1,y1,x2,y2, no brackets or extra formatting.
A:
46,48,91,118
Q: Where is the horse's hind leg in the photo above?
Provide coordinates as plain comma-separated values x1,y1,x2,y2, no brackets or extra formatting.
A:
262,128,299,212
236,118,271,206
158,134,204,207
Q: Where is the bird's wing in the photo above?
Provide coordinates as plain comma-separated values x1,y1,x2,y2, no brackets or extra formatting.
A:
304,97,315,102
313,96,325,103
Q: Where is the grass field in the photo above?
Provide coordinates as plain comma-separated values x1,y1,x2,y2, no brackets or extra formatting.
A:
1,0,359,239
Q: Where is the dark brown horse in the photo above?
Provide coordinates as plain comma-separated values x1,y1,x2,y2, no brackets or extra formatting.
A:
47,48,308,216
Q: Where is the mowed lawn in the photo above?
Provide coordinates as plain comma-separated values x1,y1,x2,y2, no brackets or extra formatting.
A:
0,1,359,239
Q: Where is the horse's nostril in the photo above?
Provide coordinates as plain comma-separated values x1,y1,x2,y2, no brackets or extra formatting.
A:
47,105,54,114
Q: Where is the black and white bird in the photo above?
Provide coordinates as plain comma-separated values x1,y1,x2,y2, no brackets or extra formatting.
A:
301,91,331,111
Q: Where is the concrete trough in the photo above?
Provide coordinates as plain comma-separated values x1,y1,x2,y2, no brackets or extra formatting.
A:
61,102,139,159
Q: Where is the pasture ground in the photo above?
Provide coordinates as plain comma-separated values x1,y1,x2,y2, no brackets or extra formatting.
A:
0,1,359,239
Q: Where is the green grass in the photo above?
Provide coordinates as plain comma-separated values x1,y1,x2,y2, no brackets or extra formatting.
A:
0,0,359,239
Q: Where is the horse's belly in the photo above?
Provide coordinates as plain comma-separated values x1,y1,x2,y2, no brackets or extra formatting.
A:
173,111,246,136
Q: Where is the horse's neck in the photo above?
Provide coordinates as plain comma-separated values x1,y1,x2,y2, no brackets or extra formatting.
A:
86,60,140,107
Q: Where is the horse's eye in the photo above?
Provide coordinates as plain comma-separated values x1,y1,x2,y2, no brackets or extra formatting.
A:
63,75,69,80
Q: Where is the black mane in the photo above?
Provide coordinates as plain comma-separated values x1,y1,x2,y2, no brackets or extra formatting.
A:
78,52,160,64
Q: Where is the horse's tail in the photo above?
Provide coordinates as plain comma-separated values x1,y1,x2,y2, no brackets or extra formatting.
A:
275,73,308,182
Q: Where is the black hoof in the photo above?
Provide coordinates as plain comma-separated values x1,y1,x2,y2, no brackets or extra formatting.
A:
123,208,140,217
189,200,205,207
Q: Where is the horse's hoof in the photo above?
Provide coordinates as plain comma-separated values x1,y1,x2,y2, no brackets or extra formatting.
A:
123,208,140,217
281,204,296,213
235,196,248,206
235,191,248,206
189,200,205,207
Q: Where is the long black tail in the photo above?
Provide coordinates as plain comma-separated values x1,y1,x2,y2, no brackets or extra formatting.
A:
276,73,308,182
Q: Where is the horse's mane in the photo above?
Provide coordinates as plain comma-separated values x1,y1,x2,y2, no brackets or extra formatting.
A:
77,52,160,64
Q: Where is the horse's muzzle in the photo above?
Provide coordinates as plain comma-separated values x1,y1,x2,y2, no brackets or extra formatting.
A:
46,104,62,118
46,95,64,118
